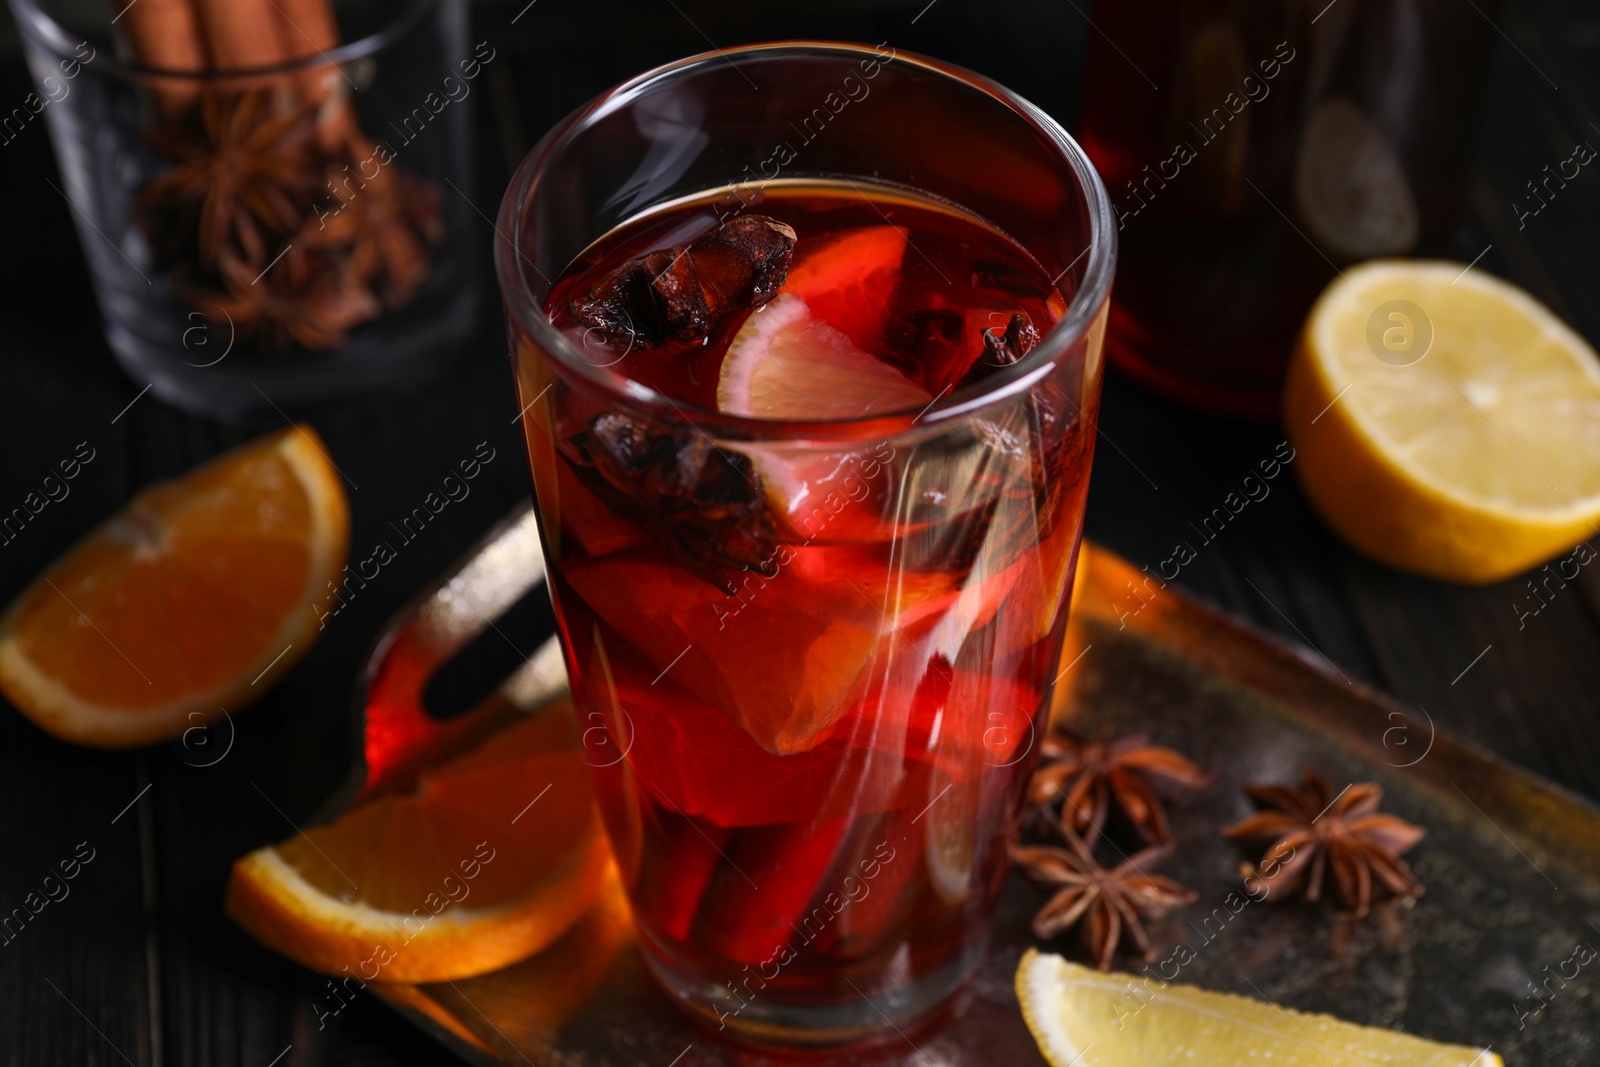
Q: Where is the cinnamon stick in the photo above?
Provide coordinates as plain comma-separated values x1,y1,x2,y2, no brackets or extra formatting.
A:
269,0,354,149
190,0,287,74
112,0,205,116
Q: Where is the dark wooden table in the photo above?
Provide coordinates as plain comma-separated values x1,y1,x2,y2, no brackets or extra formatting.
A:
2,1,1598,1062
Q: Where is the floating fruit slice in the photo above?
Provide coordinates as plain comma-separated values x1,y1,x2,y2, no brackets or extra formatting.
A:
0,427,348,749
633,809,728,941
780,224,908,354
786,542,959,636
1285,260,1600,582
601,668,912,827
689,817,852,966
1016,949,1501,1067
716,292,932,547
823,810,924,959
717,293,933,421
1293,99,1419,263
924,770,979,905
226,706,611,983
562,551,884,755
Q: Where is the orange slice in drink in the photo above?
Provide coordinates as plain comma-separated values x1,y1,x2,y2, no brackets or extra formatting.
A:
781,224,908,353
0,427,349,749
226,706,612,982
562,550,884,755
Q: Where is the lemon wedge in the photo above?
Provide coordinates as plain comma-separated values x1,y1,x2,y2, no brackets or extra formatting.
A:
1016,949,1501,1067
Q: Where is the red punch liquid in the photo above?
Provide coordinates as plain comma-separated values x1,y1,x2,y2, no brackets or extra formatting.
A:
513,179,1097,1035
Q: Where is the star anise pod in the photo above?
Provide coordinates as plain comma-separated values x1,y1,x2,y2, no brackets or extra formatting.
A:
1029,731,1212,847
956,313,1043,390
307,155,442,310
184,247,379,351
141,93,442,352
570,413,777,591
139,89,318,270
1223,768,1426,918
1013,836,1197,971
569,215,798,348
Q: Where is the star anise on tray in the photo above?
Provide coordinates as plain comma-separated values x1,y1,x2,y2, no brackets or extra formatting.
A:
1029,730,1213,847
570,413,777,592
1013,836,1197,971
1223,768,1426,918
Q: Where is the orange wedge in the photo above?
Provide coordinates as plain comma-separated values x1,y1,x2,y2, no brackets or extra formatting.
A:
227,705,612,983
0,426,349,748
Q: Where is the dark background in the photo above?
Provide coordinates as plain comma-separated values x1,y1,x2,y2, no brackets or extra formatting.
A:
1,0,1598,1062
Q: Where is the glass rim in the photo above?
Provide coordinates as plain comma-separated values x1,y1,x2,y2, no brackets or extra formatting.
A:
496,40,1116,445
6,0,438,79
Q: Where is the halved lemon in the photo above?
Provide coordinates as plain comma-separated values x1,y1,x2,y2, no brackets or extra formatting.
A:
227,705,612,983
1285,260,1600,582
0,427,349,748
1017,949,1501,1067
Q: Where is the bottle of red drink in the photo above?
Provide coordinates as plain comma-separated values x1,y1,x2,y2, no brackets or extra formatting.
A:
497,44,1114,1048
1078,0,1499,415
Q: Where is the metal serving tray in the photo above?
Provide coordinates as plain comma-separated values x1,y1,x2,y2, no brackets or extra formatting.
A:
349,511,1600,1065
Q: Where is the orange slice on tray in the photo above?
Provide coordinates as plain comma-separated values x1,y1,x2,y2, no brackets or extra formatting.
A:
227,705,613,983
0,427,349,748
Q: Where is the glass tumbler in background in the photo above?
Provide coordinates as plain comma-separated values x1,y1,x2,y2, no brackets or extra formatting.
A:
1079,0,1500,415
8,0,478,421
497,43,1114,1047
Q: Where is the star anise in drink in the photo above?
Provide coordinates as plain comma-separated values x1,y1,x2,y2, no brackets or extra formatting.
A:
956,312,1042,389
1223,768,1426,918
570,215,798,349
1029,730,1212,847
949,312,1091,542
570,413,777,592
1013,835,1197,971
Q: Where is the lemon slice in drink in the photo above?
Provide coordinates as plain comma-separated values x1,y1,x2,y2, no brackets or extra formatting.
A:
1016,950,1501,1067
923,771,978,905
717,293,932,421
1285,260,1600,583
716,291,931,539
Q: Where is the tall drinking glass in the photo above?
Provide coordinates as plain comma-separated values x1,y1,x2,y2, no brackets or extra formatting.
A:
496,42,1113,1047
